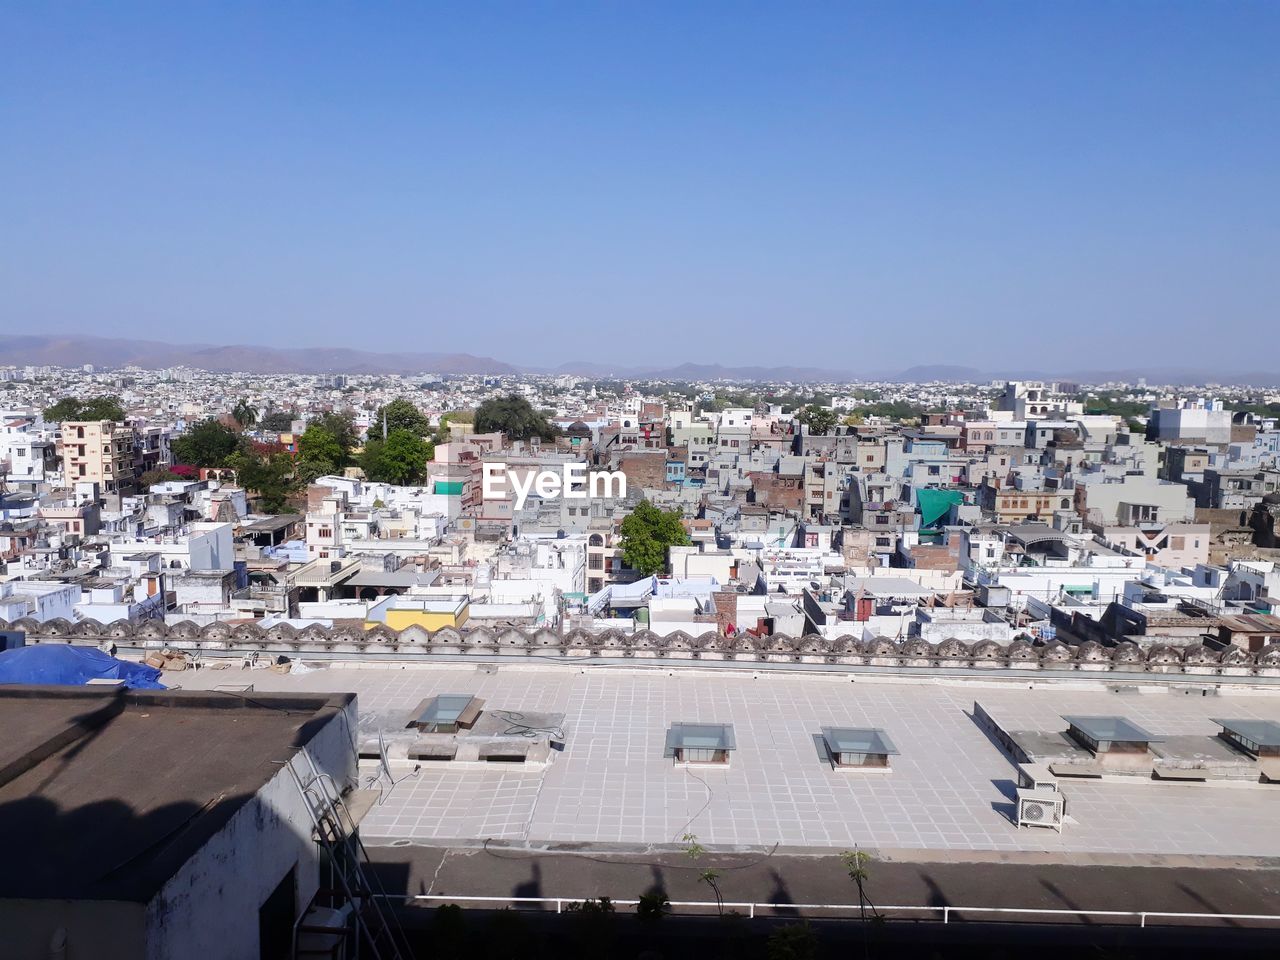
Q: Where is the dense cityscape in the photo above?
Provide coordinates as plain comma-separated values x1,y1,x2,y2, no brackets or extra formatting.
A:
4,357,1280,956
5,2,1279,958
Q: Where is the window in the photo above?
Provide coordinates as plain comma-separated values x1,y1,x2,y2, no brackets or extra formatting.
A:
409,694,483,733
665,723,735,764
588,555,602,569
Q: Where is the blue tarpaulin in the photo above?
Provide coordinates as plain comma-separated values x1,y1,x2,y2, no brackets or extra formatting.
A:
0,644,166,689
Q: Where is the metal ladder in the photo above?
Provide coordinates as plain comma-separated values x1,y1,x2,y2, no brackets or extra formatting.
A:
287,751,410,960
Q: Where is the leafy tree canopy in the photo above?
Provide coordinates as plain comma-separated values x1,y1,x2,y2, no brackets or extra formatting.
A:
171,419,241,467
294,412,358,480
311,412,358,455
858,400,928,422
44,395,125,423
373,397,431,437
226,450,297,513
361,429,433,485
297,426,346,478
797,404,838,435
435,409,475,442
619,500,691,576
258,410,297,432
474,394,559,441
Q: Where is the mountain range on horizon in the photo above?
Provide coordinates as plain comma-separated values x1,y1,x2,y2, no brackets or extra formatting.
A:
2,333,1279,387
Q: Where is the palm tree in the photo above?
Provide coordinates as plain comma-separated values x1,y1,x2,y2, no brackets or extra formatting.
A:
231,399,258,431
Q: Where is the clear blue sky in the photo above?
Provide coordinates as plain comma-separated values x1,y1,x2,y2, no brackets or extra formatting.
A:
2,2,1277,373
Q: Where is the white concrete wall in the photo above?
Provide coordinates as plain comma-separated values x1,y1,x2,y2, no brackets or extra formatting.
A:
0,581,81,622
144,698,358,960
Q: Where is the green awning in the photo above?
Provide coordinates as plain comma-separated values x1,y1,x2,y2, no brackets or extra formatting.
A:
917,488,964,528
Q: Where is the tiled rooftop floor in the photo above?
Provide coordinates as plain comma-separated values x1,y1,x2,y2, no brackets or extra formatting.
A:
179,663,1280,856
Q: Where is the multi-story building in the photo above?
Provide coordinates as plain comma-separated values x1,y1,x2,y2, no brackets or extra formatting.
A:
996,381,1083,420
58,420,136,493
1147,398,1233,446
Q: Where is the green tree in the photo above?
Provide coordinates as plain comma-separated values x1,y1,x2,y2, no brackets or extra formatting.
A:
294,412,357,480
797,404,838,435
231,399,258,430
474,394,559,441
171,419,241,467
620,500,690,576
373,397,431,437
297,425,346,477
258,410,296,432
312,412,358,455
361,429,433,485
44,395,125,423
859,400,927,422
227,450,297,513
435,409,475,442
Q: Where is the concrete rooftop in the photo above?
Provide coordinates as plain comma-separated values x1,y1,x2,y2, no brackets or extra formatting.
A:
175,662,1280,858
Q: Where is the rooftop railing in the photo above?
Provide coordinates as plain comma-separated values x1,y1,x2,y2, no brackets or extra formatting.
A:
387,894,1280,928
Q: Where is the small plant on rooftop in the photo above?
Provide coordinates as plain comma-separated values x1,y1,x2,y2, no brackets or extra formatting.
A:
636,890,670,922
840,847,881,922
682,833,725,916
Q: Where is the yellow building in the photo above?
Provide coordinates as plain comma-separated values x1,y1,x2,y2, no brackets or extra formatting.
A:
60,420,135,492
365,595,470,632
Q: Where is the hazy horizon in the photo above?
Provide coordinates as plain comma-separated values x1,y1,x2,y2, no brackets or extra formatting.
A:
3,3,1277,370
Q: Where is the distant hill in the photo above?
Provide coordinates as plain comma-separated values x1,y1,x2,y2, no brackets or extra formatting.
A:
890,364,1280,387
544,360,854,382
636,362,853,382
890,365,989,383
0,334,517,375
4,333,1279,386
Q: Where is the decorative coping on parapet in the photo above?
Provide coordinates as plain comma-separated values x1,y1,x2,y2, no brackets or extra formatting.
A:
4,617,1279,669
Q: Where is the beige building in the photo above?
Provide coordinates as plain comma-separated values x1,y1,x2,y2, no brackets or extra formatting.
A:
59,420,135,493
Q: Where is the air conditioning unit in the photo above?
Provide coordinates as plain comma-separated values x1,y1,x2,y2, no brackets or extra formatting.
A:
1016,762,1058,793
1016,788,1064,831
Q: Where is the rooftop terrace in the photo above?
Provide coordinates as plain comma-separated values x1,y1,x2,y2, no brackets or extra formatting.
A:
176,662,1280,858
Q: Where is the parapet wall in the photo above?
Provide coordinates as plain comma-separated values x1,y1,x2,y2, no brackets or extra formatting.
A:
5,616,1280,678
